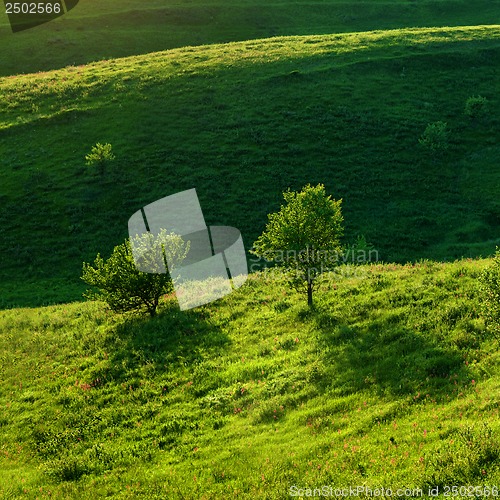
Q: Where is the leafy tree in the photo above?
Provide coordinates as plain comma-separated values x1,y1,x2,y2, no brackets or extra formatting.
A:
85,142,115,176
465,95,489,120
252,184,343,307
82,230,189,317
419,121,449,152
479,248,500,339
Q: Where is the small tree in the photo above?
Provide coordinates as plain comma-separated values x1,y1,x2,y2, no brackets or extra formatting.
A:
85,142,115,176
479,248,500,340
252,184,343,307
419,121,449,152
465,95,488,120
82,229,189,317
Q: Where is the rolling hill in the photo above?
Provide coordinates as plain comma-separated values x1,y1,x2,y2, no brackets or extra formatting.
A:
2,0,500,76
0,259,499,498
1,25,500,307
1,3,500,497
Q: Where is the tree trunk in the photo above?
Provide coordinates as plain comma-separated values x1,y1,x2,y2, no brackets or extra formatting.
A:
307,281,313,308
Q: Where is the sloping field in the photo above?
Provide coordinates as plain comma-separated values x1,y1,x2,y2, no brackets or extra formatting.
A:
0,259,499,498
1,0,500,75
1,26,500,306
1,3,500,498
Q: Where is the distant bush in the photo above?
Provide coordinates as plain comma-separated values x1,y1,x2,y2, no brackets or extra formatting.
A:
46,455,90,482
479,248,500,339
465,95,489,119
81,229,189,317
419,121,449,151
343,234,378,264
85,142,115,175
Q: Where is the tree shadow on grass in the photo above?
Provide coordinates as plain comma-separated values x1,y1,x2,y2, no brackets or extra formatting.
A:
93,301,230,388
310,308,472,402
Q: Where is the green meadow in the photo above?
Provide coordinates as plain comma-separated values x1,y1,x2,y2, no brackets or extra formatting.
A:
1,261,499,498
1,0,500,76
1,0,500,497
1,24,500,306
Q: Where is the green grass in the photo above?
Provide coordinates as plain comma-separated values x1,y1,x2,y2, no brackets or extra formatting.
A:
0,259,499,498
1,0,500,76
2,5,500,495
1,25,500,306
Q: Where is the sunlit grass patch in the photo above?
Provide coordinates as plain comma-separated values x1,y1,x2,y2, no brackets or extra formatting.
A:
0,259,499,497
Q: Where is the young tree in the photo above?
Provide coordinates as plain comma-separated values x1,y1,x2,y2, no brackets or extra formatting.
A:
81,229,189,317
252,184,344,307
465,95,489,120
419,121,449,152
85,142,115,176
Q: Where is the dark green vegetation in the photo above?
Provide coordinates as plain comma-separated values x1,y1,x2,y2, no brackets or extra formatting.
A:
1,24,500,306
1,260,499,498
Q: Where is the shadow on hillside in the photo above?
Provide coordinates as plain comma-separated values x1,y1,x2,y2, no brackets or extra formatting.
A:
97,302,229,384
310,309,471,401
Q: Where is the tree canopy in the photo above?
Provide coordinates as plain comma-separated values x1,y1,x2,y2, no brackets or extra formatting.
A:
252,183,343,307
82,229,189,316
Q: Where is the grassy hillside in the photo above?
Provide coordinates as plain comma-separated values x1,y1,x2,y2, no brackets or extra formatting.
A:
1,25,500,306
0,259,499,498
1,0,500,76
2,1,500,498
